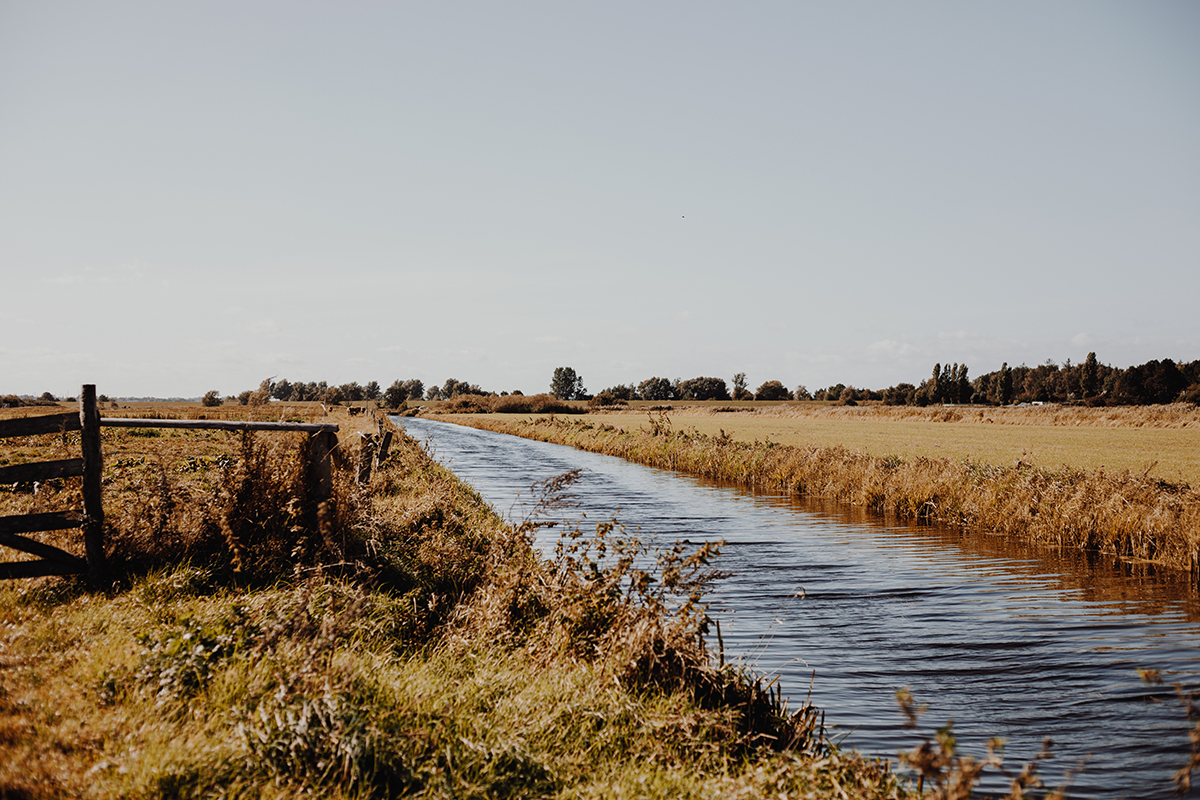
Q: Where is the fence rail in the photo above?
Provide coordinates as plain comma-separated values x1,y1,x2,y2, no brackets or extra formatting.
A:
0,386,341,586
99,418,338,433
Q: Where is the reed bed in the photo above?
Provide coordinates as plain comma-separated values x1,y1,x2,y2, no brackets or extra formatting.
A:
442,414,1200,573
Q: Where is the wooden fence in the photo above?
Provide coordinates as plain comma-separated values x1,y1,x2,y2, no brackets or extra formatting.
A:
0,385,340,587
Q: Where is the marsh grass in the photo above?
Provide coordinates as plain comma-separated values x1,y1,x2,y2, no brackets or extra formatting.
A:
441,414,1200,573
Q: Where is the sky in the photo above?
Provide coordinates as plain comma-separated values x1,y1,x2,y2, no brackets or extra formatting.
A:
2,2,1198,399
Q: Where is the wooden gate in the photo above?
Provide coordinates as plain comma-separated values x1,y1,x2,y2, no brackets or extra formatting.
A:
0,385,103,583
0,385,340,587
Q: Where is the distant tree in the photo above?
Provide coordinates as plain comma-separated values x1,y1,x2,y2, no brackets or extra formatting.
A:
732,373,751,400
249,377,273,406
237,390,252,406
364,380,381,401
1081,352,1099,398
340,382,365,402
679,377,730,401
601,384,636,401
999,363,1014,405
271,378,293,401
442,378,482,398
323,385,345,405
382,379,408,409
38,391,56,402
201,390,222,407
754,380,792,401
882,383,917,405
550,367,586,400
956,364,971,404
637,377,675,401
838,386,858,405
400,379,424,402
425,386,442,400
794,385,813,401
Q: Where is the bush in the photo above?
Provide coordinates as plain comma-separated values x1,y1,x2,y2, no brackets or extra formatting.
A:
588,393,627,407
201,390,223,407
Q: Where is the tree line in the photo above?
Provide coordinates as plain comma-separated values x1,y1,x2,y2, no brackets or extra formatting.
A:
180,352,1200,412
808,354,1200,407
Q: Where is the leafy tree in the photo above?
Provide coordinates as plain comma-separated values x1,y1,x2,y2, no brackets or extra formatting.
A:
635,377,672,401
732,373,751,400
201,390,222,407
401,379,424,402
999,363,1014,405
442,378,482,398
551,367,586,400
956,364,970,404
754,380,791,401
271,378,293,401
237,390,253,405
794,385,813,401
1081,352,1099,398
882,383,916,405
323,385,345,405
679,377,730,401
382,380,408,409
364,380,381,401
601,384,636,401
38,391,56,402
426,386,442,400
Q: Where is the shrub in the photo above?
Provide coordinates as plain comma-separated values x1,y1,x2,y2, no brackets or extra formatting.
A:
201,390,222,407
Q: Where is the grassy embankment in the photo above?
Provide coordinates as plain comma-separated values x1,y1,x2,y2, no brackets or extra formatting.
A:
431,403,1200,573
4,401,1017,799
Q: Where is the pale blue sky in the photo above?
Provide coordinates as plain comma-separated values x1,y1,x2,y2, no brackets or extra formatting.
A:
2,2,1198,398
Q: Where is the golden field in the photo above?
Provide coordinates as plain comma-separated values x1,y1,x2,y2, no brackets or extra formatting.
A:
447,402,1200,485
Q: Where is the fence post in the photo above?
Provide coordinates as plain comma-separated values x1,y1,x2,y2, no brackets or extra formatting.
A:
309,429,337,505
356,433,376,485
79,385,107,587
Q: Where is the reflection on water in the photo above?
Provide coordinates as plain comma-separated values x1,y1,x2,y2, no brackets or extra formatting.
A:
398,417,1200,798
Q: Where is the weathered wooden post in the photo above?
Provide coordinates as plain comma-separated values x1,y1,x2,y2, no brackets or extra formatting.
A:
79,384,107,587
309,429,337,504
356,433,377,485
377,430,393,463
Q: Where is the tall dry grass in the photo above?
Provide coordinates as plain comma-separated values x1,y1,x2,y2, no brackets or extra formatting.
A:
446,414,1200,572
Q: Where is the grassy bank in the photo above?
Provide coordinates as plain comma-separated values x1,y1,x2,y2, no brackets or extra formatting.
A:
434,413,1200,574
4,404,1028,798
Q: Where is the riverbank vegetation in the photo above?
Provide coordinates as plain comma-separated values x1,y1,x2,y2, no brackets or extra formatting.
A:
3,403,1046,799
434,413,1200,574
